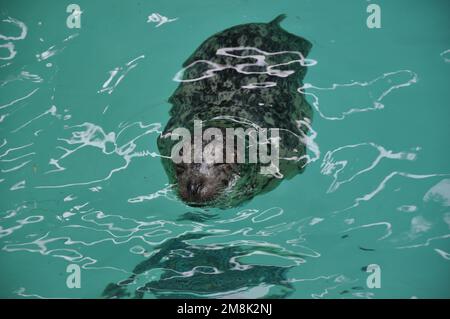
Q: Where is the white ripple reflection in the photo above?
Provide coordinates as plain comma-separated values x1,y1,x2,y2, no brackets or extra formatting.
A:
299,70,418,121
98,55,145,94
35,121,162,188
321,142,418,193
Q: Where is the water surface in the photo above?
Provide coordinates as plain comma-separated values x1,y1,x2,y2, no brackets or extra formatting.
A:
0,0,449,298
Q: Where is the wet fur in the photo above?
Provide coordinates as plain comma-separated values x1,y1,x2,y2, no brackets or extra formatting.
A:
157,15,313,208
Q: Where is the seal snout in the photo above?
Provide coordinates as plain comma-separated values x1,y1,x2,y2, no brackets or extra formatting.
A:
187,180,201,198
175,163,235,207
180,177,216,206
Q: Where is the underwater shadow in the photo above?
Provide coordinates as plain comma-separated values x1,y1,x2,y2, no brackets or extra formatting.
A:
102,232,295,299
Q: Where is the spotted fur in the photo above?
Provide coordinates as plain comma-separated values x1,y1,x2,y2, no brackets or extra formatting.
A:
157,14,313,208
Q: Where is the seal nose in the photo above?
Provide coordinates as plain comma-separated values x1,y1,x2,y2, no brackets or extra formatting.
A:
179,178,218,206
176,163,234,206
187,180,202,199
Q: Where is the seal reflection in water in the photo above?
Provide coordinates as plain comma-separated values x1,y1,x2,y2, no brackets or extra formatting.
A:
102,232,296,299
157,14,314,208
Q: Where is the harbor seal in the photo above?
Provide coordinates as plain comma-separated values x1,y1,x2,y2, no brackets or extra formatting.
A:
157,14,313,208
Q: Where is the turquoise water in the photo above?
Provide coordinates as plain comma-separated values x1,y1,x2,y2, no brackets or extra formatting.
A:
1,0,449,298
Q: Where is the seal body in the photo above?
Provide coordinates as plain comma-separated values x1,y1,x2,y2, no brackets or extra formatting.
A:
157,15,313,208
